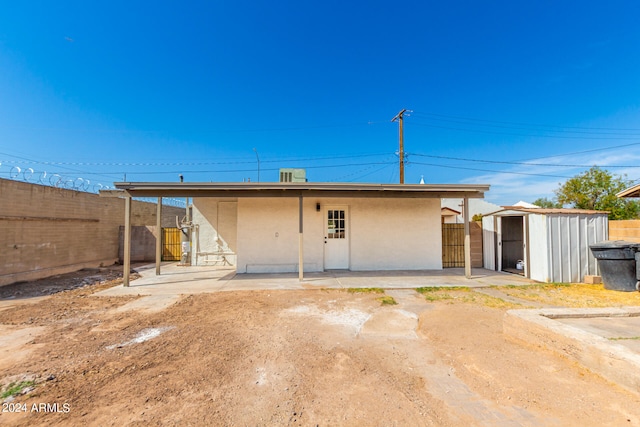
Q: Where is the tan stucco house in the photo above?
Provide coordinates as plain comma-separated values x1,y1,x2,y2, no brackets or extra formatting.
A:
109,182,489,285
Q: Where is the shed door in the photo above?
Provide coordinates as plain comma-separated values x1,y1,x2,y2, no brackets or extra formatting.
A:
500,216,524,273
324,207,349,269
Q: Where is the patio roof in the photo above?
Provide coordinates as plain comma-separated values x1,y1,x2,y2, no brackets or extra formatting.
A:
112,182,490,199
617,183,640,198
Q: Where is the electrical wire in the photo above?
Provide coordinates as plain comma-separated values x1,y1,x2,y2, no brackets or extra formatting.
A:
515,142,640,162
0,120,389,135
0,151,392,167
328,159,396,182
409,152,640,168
409,161,571,179
412,111,640,133
407,121,640,140
39,161,396,176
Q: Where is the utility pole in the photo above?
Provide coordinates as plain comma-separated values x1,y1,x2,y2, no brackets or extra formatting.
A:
391,109,407,184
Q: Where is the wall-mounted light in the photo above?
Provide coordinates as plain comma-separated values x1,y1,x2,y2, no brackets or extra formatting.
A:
316,203,321,212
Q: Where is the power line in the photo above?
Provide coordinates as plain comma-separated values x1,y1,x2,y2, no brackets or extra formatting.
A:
412,111,640,132
0,120,390,135
410,161,571,179
0,152,122,180
328,164,391,182
0,151,392,167
409,152,640,168
37,161,396,176
407,121,640,140
411,117,640,137
516,142,640,162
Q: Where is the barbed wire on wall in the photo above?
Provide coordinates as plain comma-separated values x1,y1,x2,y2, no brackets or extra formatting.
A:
0,162,186,208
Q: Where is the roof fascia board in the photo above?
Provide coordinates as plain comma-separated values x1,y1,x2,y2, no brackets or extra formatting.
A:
118,189,487,199
113,182,489,199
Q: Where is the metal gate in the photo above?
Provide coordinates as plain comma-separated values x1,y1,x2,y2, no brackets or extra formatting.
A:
442,224,464,267
162,227,182,261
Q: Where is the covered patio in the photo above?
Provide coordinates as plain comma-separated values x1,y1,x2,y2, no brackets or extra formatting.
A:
104,182,490,286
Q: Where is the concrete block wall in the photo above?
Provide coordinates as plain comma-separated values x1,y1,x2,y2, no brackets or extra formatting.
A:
118,226,158,262
0,178,184,286
609,220,640,243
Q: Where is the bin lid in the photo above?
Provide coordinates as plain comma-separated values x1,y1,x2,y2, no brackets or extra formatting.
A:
590,240,640,250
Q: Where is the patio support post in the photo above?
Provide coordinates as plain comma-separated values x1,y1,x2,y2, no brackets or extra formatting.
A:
156,197,162,275
123,195,132,287
299,195,304,281
463,196,471,278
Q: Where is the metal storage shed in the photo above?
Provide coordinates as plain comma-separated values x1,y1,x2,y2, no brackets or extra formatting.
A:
482,207,608,283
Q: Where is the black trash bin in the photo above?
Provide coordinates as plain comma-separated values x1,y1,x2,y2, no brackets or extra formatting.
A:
590,240,640,292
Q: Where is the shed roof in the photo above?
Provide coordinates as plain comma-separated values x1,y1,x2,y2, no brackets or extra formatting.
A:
110,182,490,199
485,206,607,216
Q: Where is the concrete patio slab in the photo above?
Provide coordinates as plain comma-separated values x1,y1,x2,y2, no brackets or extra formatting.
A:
504,307,640,396
95,262,536,299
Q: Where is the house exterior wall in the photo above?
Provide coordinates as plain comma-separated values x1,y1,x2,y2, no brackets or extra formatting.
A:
231,197,442,273
0,178,183,286
236,198,323,273
349,198,441,270
191,198,238,266
442,215,458,224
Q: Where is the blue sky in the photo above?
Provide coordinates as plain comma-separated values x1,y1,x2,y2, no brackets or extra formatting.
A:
1,1,640,205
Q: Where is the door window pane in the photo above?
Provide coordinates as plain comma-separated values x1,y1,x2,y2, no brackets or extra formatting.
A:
327,210,346,239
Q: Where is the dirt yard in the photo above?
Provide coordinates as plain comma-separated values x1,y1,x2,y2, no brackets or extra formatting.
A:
1,270,640,426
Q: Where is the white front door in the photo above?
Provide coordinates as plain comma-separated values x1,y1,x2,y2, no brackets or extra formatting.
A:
324,206,349,269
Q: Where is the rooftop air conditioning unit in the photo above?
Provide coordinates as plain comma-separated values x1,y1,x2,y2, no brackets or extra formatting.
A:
279,168,307,182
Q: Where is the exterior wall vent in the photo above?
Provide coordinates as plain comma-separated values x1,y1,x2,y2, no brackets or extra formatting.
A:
279,168,307,182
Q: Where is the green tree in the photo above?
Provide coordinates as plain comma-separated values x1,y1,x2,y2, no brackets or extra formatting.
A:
532,197,562,209
554,166,640,220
